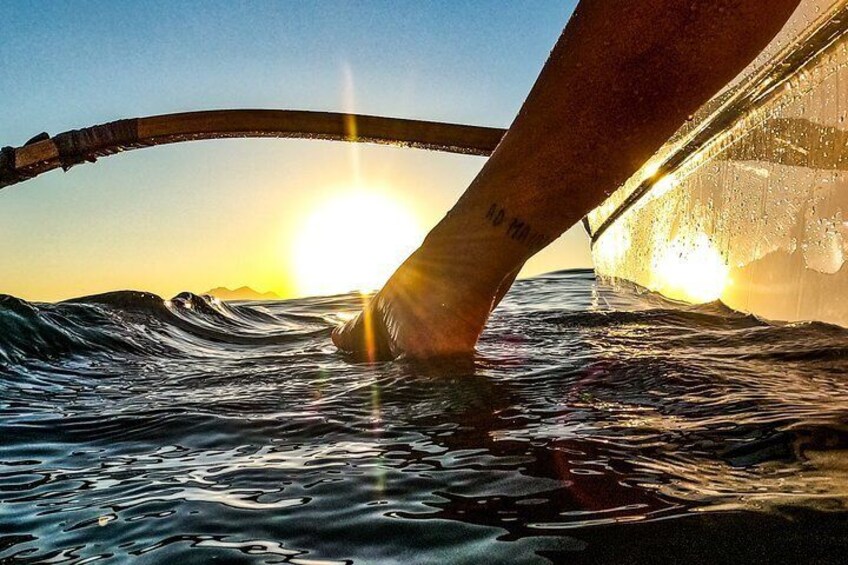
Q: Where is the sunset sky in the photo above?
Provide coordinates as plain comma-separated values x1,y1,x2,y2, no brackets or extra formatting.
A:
0,0,589,301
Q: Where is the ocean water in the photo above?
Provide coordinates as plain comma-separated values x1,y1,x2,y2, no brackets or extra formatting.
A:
2,269,848,564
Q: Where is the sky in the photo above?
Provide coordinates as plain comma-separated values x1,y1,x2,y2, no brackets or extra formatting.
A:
0,0,589,301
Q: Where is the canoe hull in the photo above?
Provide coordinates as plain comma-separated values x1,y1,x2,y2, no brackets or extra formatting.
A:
588,0,848,326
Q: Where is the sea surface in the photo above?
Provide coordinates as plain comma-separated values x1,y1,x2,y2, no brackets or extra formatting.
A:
2,269,848,564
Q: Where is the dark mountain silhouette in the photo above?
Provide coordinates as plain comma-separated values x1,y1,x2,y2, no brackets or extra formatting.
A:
203,286,280,301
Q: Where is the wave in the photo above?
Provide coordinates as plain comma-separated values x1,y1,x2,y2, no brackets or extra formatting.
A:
4,272,848,563
5,280,848,368
0,290,329,365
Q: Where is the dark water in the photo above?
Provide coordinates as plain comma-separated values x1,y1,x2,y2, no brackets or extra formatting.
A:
2,269,848,564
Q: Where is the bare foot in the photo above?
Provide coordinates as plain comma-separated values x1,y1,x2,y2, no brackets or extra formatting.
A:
332,242,515,360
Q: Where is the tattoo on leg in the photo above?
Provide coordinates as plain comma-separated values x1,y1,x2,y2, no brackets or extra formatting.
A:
485,203,552,251
485,203,505,226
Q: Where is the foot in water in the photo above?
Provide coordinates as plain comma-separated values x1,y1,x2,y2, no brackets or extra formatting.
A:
334,0,801,361
332,239,519,360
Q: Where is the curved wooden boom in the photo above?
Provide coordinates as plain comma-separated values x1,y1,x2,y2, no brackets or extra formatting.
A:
0,109,506,189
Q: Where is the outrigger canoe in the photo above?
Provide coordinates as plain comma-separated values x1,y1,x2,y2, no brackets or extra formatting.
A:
2,0,847,326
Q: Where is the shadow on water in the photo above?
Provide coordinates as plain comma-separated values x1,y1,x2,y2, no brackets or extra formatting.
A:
2,270,848,563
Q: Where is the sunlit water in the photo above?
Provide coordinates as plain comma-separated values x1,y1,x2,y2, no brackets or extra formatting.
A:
2,269,848,563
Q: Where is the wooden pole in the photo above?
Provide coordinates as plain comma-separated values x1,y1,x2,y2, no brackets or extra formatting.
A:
1,109,506,190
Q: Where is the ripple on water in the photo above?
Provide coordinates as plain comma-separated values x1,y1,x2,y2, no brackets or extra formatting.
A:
2,271,848,562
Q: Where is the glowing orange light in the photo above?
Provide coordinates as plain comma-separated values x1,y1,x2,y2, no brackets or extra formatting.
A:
652,232,730,304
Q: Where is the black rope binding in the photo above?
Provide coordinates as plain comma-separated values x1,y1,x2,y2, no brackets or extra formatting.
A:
52,119,139,171
0,146,18,188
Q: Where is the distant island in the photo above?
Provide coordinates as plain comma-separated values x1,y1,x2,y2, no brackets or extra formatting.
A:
203,286,280,301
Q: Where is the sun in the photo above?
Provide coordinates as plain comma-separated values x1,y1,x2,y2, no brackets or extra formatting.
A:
292,189,424,297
